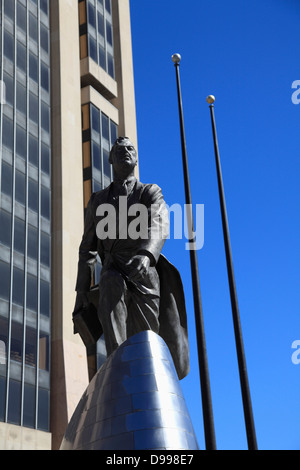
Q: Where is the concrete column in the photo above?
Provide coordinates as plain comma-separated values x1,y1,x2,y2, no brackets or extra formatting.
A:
50,0,89,450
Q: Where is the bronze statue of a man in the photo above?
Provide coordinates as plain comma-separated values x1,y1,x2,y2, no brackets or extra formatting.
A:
73,137,189,379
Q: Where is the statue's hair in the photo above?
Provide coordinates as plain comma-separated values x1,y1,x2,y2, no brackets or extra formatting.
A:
109,137,134,163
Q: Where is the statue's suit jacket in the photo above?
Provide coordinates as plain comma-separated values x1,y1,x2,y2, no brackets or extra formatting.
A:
75,179,189,379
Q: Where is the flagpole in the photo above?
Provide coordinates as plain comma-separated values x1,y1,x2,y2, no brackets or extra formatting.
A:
207,95,257,450
172,53,216,450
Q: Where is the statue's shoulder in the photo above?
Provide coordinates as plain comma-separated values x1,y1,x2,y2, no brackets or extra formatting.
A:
137,182,164,206
139,182,162,194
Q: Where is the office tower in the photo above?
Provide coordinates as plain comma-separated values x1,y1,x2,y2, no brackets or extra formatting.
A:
0,0,137,450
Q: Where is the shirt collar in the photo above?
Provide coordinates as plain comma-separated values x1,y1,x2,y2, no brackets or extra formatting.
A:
112,175,137,195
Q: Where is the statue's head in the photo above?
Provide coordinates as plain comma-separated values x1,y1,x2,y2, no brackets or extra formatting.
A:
109,137,137,178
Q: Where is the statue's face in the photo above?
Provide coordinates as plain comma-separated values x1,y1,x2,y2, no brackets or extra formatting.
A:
111,140,137,175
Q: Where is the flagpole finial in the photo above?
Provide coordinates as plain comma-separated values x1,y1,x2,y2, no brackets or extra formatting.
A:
172,53,181,64
207,95,215,104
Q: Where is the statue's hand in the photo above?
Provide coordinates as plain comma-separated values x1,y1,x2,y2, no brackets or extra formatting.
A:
73,292,89,316
126,254,150,282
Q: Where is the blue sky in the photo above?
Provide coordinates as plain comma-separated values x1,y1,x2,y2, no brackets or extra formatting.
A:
129,0,300,450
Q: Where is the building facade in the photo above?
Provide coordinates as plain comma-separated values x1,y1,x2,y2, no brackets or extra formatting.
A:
0,0,137,450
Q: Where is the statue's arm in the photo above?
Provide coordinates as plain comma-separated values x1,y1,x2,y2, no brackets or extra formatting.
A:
138,184,169,265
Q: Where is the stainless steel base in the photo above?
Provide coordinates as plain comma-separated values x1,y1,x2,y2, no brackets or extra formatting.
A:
60,330,199,450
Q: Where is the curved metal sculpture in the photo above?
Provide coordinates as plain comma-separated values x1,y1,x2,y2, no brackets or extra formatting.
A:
60,330,199,450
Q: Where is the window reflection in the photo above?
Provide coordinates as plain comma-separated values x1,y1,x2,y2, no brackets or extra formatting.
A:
40,280,50,317
27,274,38,312
10,321,23,364
27,225,38,260
1,162,13,197
12,266,24,306
25,326,37,367
14,217,25,254
0,261,10,300
17,2,27,33
8,379,21,425
15,171,26,206
23,384,35,429
4,30,14,62
0,210,12,247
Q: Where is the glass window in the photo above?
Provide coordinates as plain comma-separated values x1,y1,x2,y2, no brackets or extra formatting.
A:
41,186,50,219
17,2,27,33
41,62,49,92
41,232,50,266
0,261,11,300
92,179,102,193
16,81,27,115
92,141,101,171
40,0,49,15
10,321,23,364
8,379,21,425
15,170,26,206
103,148,111,178
99,44,106,70
28,179,39,212
4,30,14,63
29,92,39,124
17,41,27,73
88,35,97,62
27,274,38,312
41,102,50,133
40,280,50,317
101,114,109,141
16,125,27,159
23,384,35,429
41,144,50,174
106,21,112,46
3,72,14,107
97,11,105,37
107,53,114,78
110,121,117,144
27,225,38,260
40,23,49,54
0,210,12,246
25,326,37,367
88,2,96,29
29,13,38,42
2,116,14,151
12,266,24,306
4,0,15,20
91,105,100,133
29,52,38,82
0,377,6,422
105,0,111,14
14,217,25,254
29,134,39,167
0,317,8,367
38,388,49,431
1,162,13,197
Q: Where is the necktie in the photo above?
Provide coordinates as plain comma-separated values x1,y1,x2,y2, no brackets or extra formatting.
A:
118,180,128,196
